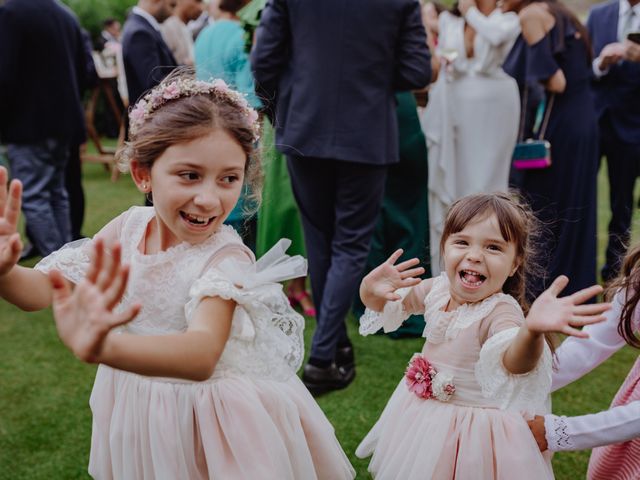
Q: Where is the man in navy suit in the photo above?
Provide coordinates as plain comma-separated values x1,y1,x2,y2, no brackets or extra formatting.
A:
251,0,431,395
588,0,640,281
122,0,178,107
0,0,87,256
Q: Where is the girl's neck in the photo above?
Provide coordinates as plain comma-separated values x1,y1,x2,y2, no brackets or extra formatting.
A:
476,0,497,16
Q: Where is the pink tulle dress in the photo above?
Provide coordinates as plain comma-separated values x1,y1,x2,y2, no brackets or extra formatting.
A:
36,206,355,480
356,274,554,479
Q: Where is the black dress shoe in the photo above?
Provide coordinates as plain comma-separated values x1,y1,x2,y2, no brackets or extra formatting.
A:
335,345,355,369
302,362,356,396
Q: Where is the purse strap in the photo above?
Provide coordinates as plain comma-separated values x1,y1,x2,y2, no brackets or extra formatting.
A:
517,87,556,142
537,93,555,140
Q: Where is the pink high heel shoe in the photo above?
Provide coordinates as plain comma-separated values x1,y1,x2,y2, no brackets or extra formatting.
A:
288,289,316,317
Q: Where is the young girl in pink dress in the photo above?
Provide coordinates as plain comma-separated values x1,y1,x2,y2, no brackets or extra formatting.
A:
355,192,610,479
0,73,354,479
527,244,640,480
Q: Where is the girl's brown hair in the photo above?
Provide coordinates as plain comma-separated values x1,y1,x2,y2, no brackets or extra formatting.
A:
116,69,262,213
440,192,555,351
607,245,640,349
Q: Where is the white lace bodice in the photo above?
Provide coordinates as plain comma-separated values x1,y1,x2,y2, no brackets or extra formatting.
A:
36,207,306,381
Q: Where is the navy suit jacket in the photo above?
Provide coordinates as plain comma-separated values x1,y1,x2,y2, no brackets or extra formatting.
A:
588,0,640,144
0,0,87,144
251,0,431,166
122,12,177,105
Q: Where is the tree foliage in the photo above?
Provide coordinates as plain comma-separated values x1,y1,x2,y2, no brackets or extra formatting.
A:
61,0,134,41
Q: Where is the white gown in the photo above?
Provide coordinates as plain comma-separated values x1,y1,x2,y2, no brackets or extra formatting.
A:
422,8,520,273
36,206,355,480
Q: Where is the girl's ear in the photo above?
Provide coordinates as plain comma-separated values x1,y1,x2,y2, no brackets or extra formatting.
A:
130,159,151,194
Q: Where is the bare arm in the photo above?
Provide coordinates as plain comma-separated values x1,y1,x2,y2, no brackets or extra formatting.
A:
51,239,236,381
359,249,425,312
0,167,54,310
503,276,611,374
519,4,566,93
98,296,234,381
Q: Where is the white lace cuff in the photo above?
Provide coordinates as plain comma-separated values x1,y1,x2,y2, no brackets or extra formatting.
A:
475,327,552,412
34,238,93,284
359,287,412,336
545,414,573,451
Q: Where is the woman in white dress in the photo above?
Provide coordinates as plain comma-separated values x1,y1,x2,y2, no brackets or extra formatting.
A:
422,0,521,273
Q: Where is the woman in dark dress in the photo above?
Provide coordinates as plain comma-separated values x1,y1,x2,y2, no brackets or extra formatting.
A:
502,0,598,298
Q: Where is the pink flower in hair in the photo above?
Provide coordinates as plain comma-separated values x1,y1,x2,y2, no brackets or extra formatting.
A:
130,100,147,123
162,83,180,100
212,78,230,91
248,108,259,124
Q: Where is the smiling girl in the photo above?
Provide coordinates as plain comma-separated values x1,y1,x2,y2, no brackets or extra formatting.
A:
0,72,354,479
355,192,610,479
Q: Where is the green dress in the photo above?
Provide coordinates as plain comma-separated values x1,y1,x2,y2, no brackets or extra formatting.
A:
255,119,306,257
352,92,431,337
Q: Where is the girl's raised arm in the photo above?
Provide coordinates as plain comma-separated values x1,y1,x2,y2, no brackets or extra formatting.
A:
0,167,52,311
360,249,426,313
502,276,611,374
51,239,235,382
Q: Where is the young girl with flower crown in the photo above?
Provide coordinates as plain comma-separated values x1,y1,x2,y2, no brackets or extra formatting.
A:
0,72,354,480
355,192,610,479
526,243,640,480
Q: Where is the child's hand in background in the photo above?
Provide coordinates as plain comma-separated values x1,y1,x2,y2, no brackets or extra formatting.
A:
526,275,611,338
360,249,424,312
0,166,23,275
49,239,140,363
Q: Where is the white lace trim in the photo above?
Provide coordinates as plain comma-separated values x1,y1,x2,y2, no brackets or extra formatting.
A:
545,414,574,452
185,240,306,381
34,238,93,284
475,327,552,412
423,273,523,343
359,287,411,336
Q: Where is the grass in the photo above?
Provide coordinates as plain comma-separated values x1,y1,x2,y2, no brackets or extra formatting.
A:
0,158,638,479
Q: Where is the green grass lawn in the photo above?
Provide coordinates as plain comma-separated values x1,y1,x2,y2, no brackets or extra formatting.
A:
0,159,638,479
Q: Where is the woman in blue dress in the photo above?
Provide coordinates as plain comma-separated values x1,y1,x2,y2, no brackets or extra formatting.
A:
502,0,598,298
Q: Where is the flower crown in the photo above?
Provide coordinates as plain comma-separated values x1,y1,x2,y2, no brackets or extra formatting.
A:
128,77,260,141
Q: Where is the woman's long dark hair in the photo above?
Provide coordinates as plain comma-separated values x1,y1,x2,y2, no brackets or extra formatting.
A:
607,245,640,349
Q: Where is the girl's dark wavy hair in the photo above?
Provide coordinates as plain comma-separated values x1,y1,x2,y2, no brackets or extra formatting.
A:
606,245,640,349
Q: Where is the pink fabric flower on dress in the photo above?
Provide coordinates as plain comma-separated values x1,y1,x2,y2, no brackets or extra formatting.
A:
405,354,455,402
405,354,435,399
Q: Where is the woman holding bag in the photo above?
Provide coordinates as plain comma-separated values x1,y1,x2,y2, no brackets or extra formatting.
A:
502,0,599,298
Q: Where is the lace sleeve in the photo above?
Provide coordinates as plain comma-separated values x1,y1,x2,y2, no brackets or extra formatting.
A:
359,287,412,336
475,327,552,413
184,239,306,381
34,239,93,284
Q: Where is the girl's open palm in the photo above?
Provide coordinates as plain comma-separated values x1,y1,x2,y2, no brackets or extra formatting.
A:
363,249,425,303
0,167,23,275
526,275,611,338
49,239,140,363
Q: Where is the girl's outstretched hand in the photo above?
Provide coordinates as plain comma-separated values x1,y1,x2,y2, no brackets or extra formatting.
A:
361,249,424,311
0,166,23,275
49,239,140,363
526,275,611,338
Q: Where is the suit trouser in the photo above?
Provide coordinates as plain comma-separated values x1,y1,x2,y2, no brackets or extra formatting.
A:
601,114,640,281
8,139,71,256
287,155,387,362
